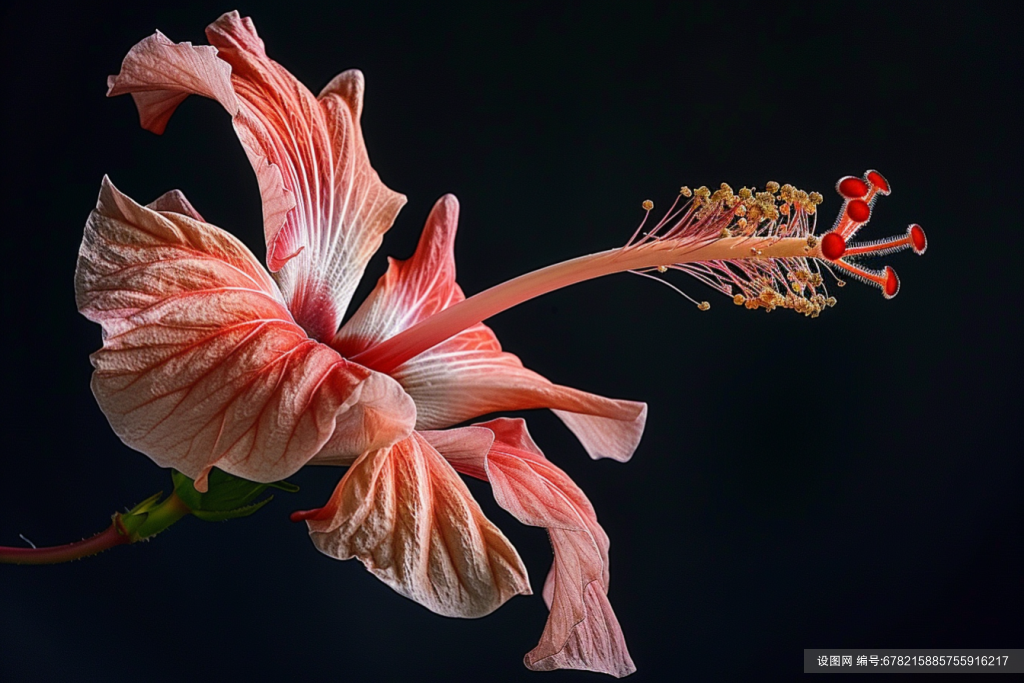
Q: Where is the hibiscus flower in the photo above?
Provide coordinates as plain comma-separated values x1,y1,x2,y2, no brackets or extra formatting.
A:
61,10,926,678
87,10,644,677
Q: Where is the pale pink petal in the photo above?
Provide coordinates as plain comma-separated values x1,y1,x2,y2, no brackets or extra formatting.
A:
307,374,419,467
526,578,635,677
396,343,646,462
108,11,406,341
76,177,415,490
104,30,240,135
418,426,494,480
334,195,647,462
334,194,462,345
305,432,530,618
446,418,635,678
145,189,206,222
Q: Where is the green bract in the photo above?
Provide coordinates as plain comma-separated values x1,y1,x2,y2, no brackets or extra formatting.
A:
172,469,298,522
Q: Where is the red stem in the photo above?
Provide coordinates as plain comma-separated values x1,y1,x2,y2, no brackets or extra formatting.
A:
0,518,130,565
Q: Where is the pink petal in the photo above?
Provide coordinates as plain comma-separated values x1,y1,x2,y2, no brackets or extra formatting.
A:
448,418,635,678
418,426,495,481
76,178,415,490
334,194,647,462
104,30,240,135
526,578,635,677
145,189,206,222
108,11,406,342
306,431,530,618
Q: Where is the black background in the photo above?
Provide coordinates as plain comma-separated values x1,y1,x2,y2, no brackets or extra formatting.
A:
1,2,1019,681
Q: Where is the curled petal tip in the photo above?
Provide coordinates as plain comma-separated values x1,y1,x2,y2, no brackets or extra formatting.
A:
193,468,211,493
319,68,365,116
554,400,647,463
290,508,324,523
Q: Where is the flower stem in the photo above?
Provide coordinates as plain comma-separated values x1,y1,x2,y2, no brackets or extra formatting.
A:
0,523,131,565
0,491,191,565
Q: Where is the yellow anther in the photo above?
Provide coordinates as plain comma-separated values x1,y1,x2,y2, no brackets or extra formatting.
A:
826,296,837,307
836,280,846,287
806,234,819,248
808,272,823,287
680,186,692,197
753,192,779,221
766,181,780,193
710,186,734,204
642,200,654,211
719,227,732,238
697,301,710,311
656,265,668,273
733,294,746,305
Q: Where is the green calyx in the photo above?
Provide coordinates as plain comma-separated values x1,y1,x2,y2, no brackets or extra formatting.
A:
117,469,299,541
171,468,298,521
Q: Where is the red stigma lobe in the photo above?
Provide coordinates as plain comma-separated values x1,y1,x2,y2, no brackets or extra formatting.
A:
883,266,900,298
846,199,871,223
866,170,891,194
909,224,927,254
837,176,869,199
821,232,847,260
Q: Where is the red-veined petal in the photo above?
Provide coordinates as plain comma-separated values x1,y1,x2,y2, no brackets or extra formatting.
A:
445,418,635,677
334,194,647,462
76,177,415,490
107,11,406,341
305,431,530,618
